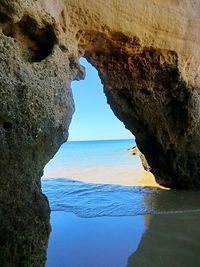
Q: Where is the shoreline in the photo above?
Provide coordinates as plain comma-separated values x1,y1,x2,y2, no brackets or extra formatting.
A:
42,177,200,218
42,170,160,188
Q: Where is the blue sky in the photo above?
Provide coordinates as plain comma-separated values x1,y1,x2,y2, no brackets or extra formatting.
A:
68,58,133,141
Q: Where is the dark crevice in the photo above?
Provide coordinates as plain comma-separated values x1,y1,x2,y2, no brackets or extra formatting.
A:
0,12,10,23
3,122,13,131
0,1,16,23
2,15,57,62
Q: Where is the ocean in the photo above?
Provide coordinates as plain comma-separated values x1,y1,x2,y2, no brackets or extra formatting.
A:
42,139,200,267
43,139,157,186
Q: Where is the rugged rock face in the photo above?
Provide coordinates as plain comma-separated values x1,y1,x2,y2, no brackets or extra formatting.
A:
1,0,200,265
0,3,78,265
87,41,200,188
0,30,76,267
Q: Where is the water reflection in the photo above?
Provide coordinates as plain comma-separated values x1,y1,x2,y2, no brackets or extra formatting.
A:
46,209,200,267
127,211,200,267
46,212,144,267
43,179,200,267
127,188,200,266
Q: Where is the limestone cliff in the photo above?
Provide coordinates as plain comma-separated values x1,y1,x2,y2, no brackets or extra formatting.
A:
1,0,200,265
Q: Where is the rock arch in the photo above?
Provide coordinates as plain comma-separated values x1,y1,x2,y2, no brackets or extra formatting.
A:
0,0,200,266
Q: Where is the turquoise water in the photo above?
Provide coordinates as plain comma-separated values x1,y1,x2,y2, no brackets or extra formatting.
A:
43,139,148,185
45,139,135,170
42,139,200,217
42,139,200,267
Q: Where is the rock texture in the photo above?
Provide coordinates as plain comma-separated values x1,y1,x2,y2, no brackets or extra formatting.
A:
0,2,78,265
0,28,75,267
128,146,150,172
1,0,200,265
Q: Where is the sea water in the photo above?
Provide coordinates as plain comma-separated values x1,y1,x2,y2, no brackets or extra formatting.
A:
42,139,200,267
42,139,200,217
43,139,145,185
43,139,158,186
43,139,148,267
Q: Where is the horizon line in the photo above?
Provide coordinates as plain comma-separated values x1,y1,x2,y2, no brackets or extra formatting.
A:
67,138,134,143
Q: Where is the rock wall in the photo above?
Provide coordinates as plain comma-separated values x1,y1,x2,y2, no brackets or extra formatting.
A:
86,38,200,188
1,0,200,265
0,2,78,265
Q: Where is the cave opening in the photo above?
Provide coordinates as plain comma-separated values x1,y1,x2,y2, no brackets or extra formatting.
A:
43,57,155,186
69,57,133,142
42,57,150,267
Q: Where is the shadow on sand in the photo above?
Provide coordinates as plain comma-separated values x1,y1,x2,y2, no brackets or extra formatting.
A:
127,189,200,267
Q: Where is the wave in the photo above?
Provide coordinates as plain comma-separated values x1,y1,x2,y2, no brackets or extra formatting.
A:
42,178,200,218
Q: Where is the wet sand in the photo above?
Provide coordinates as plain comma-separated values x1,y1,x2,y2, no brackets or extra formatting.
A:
45,212,144,267
46,211,200,267
44,164,162,188
43,177,200,266
128,211,200,267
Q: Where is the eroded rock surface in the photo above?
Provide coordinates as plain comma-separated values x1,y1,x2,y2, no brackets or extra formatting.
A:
1,0,200,265
128,146,150,172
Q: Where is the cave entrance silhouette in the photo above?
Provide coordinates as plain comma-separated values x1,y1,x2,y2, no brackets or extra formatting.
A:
43,57,157,187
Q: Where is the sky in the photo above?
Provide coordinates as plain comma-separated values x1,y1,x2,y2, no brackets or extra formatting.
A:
68,58,133,141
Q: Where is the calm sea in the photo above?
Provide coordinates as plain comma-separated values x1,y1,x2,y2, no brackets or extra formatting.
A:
43,139,143,184
42,139,200,217
42,139,200,267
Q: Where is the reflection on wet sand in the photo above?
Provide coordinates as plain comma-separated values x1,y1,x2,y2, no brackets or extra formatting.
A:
46,212,145,267
127,211,200,267
127,188,200,267
43,177,200,266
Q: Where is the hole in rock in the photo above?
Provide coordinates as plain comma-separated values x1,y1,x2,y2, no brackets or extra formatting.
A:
43,57,158,188
2,15,56,62
0,13,10,23
3,121,13,130
44,58,157,191
43,57,151,186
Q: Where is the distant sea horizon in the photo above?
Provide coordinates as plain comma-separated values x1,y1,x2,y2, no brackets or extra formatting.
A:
67,137,134,142
43,138,156,186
